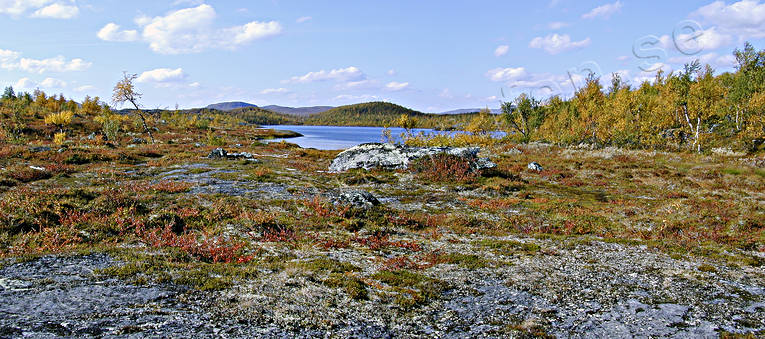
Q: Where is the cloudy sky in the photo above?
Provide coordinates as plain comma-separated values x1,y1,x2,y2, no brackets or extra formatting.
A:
0,0,764,112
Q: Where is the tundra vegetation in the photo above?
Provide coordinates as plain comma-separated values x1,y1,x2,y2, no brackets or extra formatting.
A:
0,43,762,337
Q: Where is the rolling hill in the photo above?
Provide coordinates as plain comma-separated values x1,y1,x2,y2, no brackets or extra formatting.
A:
226,107,301,125
261,105,334,117
205,101,258,111
304,102,425,127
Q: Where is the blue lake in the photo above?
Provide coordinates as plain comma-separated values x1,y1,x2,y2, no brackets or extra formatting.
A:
260,125,458,150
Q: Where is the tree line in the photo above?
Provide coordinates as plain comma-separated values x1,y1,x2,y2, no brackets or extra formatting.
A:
500,43,764,152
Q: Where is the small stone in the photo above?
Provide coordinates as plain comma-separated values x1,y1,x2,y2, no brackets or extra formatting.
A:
504,148,522,156
527,162,543,172
208,148,227,159
130,137,147,144
29,146,52,153
331,190,380,209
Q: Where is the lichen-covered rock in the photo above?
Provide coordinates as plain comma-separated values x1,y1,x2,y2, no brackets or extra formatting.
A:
330,190,380,209
329,143,495,172
207,148,257,161
208,148,228,159
29,146,52,153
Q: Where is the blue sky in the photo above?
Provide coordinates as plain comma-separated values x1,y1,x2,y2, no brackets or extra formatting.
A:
0,0,764,112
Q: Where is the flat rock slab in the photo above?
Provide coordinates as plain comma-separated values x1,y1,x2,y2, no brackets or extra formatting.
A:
0,254,225,338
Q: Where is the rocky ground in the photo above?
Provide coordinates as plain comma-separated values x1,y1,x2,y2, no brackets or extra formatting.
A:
1,240,762,338
1,142,763,338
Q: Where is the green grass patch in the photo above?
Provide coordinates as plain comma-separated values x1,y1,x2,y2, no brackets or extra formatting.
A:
323,273,368,300
292,258,360,274
754,169,765,179
97,249,259,291
371,269,449,309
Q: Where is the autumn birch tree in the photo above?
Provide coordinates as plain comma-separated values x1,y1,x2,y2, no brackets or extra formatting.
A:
112,72,154,143
687,65,724,152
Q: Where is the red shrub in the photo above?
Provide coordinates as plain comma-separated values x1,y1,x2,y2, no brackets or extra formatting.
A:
151,180,193,193
137,223,251,263
261,227,299,243
410,154,479,183
317,237,350,250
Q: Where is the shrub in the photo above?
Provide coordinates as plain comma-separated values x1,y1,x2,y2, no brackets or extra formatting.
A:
410,153,479,183
53,132,66,145
95,112,125,143
5,166,51,183
43,111,73,129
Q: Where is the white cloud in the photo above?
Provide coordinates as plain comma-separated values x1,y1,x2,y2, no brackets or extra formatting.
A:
548,21,569,29
225,20,283,45
74,85,96,92
494,45,509,57
136,68,187,83
260,87,289,94
9,77,67,91
134,15,151,27
0,52,91,74
285,66,365,83
14,77,36,89
336,79,376,90
616,55,629,61
39,77,66,88
0,0,50,17
0,49,20,62
668,52,737,68
715,54,738,67
486,67,527,82
30,3,78,19
296,16,311,23
385,81,409,91
694,0,765,39
677,27,733,51
655,26,734,55
582,1,623,19
97,23,139,42
642,62,673,74
387,69,397,76
333,94,381,102
101,4,283,54
529,34,591,54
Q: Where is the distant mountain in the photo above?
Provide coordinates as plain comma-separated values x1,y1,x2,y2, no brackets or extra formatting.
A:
440,108,502,114
262,105,334,117
205,101,257,111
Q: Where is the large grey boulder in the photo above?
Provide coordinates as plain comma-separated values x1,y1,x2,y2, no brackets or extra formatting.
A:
329,143,495,172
